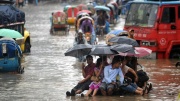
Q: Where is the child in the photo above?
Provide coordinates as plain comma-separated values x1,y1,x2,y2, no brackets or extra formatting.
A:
81,58,104,97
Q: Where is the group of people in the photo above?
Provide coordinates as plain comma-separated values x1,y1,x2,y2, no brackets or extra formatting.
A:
66,55,152,97
70,3,154,96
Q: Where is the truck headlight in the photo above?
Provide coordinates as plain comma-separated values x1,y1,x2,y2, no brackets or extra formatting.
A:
142,41,156,46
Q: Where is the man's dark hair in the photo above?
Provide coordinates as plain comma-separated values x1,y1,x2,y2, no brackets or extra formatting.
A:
112,55,121,65
86,55,93,59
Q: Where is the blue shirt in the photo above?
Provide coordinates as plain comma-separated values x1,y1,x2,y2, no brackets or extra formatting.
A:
102,65,124,84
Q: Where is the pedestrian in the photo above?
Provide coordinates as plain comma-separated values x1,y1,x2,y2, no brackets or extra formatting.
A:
66,55,96,96
17,0,24,8
50,12,54,34
103,11,110,34
95,11,106,35
128,29,134,39
81,58,104,97
99,55,124,96
35,0,38,5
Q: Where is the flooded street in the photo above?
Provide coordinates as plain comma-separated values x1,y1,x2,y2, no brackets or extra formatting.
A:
0,1,180,101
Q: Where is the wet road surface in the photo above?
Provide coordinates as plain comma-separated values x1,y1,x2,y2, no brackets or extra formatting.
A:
0,1,180,101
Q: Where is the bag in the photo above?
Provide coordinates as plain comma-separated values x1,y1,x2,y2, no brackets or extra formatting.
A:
137,70,149,88
90,76,99,82
122,77,132,86
137,70,149,82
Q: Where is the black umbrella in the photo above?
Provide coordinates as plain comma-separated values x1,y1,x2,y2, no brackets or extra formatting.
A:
108,36,139,47
110,44,135,54
64,44,92,58
90,44,118,56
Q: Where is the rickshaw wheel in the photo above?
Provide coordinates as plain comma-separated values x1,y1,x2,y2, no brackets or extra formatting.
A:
99,28,104,36
65,25,70,35
24,41,31,53
17,57,24,74
52,28,55,34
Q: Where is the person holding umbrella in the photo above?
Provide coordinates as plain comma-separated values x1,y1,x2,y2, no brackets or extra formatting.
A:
66,55,96,96
81,57,104,97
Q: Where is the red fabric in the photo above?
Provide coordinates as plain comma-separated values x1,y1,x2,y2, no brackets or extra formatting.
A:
67,7,78,17
84,63,95,77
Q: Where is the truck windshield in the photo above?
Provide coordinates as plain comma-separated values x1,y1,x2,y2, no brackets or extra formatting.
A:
125,3,158,27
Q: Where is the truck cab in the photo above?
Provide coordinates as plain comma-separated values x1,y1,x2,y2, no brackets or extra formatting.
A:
124,0,180,59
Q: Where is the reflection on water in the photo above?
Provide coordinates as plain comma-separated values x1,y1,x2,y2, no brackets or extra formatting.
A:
0,1,179,101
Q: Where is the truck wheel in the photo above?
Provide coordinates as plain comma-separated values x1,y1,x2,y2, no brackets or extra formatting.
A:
169,48,180,59
24,41,31,53
17,57,24,74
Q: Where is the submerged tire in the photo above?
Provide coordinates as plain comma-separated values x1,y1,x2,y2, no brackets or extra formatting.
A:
169,47,180,59
24,41,31,53
17,57,24,74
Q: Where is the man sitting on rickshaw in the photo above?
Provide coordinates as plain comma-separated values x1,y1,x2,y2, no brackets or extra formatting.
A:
80,19,97,45
74,29,87,45
95,11,109,35
103,11,110,34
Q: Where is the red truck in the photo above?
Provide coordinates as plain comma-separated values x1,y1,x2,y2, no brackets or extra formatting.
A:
124,1,180,59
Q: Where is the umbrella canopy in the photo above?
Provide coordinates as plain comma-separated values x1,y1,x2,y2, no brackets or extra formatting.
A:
77,10,92,15
111,44,135,54
108,36,139,47
0,29,23,38
134,47,152,57
109,30,128,36
94,6,110,11
90,44,118,56
112,45,152,57
63,5,71,12
64,44,92,58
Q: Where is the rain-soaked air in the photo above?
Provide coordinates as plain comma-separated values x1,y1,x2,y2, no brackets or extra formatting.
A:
0,0,180,101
